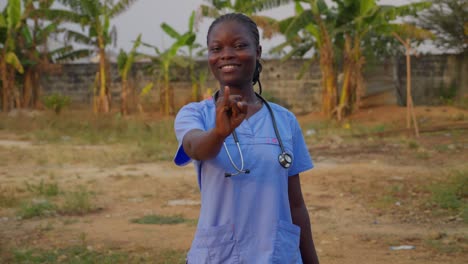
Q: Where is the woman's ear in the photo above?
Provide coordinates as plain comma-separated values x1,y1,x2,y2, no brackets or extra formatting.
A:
257,45,262,59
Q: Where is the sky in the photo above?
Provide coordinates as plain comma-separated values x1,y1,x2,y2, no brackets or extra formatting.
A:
111,0,416,55
0,0,428,57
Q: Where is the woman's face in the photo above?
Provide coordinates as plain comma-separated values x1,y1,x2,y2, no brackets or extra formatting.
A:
207,20,261,88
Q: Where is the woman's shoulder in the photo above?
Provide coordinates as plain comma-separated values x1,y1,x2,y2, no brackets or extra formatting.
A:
268,102,296,119
177,98,215,115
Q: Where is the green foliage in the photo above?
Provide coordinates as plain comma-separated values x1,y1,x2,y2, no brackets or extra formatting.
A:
408,140,420,149
42,93,71,114
25,180,59,197
438,82,459,105
131,214,189,225
60,185,95,215
429,170,468,222
417,0,468,53
18,199,56,219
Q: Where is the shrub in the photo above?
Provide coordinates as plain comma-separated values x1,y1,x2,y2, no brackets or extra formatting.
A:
60,186,95,215
43,93,71,114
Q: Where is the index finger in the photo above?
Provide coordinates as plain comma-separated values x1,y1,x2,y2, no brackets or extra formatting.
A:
223,86,230,107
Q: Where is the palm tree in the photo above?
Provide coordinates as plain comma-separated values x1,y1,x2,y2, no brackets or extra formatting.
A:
50,0,138,113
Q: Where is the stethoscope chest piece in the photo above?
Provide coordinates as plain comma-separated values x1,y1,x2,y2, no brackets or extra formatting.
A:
278,152,292,169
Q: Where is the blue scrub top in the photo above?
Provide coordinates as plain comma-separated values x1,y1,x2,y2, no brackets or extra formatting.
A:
174,98,313,264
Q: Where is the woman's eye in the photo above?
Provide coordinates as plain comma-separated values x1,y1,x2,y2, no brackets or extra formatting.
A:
235,43,247,49
210,46,221,52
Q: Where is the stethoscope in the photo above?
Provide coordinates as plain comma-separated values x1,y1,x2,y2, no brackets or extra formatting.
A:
214,91,293,177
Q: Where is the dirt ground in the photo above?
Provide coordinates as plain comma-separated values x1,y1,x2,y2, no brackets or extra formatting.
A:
0,105,467,263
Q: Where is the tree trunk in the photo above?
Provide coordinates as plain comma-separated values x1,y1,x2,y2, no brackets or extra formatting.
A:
121,78,128,115
164,68,170,115
1,55,9,112
97,37,110,113
319,27,337,117
23,69,34,108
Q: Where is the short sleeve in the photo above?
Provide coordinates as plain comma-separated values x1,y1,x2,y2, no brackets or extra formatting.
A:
288,116,314,176
173,102,206,166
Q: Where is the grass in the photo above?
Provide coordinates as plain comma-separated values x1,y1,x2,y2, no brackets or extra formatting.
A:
0,186,22,208
6,247,187,264
131,214,190,225
428,170,468,222
25,180,60,197
12,246,128,264
18,199,56,219
15,184,98,218
60,185,96,215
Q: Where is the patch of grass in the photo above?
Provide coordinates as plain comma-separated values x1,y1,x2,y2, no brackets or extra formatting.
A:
407,140,419,149
415,150,431,160
12,246,128,264
60,186,96,215
17,199,56,219
154,249,187,264
372,184,404,208
424,237,465,254
0,112,178,163
0,186,22,208
428,170,468,222
25,180,60,197
131,214,189,225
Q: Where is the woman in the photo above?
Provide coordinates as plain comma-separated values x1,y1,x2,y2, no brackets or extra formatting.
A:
174,13,320,264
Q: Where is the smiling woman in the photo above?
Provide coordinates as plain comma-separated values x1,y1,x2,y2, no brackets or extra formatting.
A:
173,13,320,264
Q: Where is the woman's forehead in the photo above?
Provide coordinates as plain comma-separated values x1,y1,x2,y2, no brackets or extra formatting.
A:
208,20,252,40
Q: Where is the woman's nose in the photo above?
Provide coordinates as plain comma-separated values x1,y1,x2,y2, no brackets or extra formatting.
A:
220,47,235,60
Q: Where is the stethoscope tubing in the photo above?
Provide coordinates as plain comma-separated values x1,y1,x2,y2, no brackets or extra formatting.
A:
214,91,291,176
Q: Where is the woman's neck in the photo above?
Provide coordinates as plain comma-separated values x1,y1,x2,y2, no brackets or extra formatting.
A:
219,85,258,104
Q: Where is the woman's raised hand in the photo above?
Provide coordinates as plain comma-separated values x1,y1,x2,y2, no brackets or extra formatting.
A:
214,86,248,138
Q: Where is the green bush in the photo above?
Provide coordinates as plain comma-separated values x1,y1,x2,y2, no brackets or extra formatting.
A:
18,199,56,219
42,93,71,114
60,186,95,215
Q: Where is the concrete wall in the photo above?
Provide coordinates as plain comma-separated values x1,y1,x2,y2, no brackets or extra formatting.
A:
395,53,468,105
39,54,467,114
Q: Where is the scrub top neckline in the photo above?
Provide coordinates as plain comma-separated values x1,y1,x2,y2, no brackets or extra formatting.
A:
239,103,267,136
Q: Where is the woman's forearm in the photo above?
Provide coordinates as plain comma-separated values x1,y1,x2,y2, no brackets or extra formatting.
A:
182,129,226,161
291,204,320,264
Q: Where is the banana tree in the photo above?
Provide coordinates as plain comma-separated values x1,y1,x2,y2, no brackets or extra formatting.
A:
273,0,338,116
139,22,196,115
17,0,72,109
186,10,204,102
51,0,138,113
117,33,141,115
0,0,26,112
331,0,433,120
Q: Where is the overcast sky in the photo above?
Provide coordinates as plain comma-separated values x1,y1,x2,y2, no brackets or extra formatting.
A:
111,0,415,55
0,0,423,56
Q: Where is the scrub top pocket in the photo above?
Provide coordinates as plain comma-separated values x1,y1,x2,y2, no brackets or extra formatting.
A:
188,224,239,264
272,220,301,264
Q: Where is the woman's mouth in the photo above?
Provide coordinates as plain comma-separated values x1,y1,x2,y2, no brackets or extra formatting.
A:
220,64,239,73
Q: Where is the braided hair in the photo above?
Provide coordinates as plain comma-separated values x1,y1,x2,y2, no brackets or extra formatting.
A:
207,13,263,94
